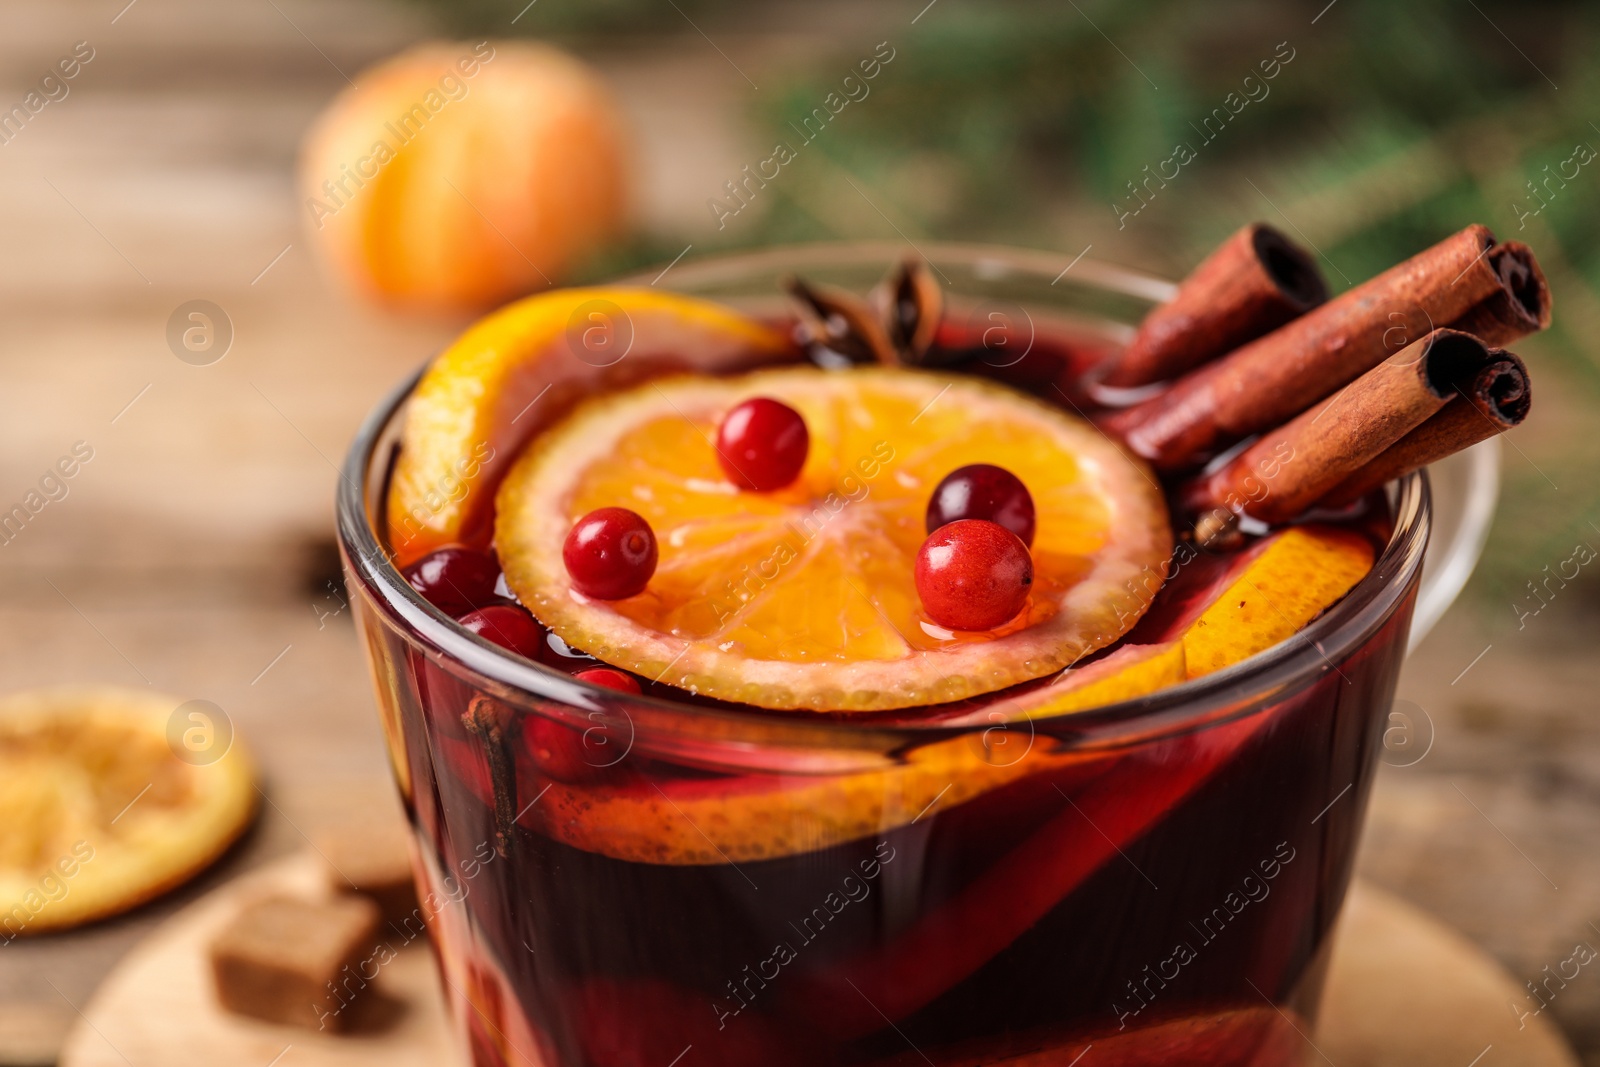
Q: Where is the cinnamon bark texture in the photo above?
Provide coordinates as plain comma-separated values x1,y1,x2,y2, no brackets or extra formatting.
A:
1446,241,1551,346
1105,225,1526,470
1181,329,1492,532
1102,223,1328,388
1323,351,1531,506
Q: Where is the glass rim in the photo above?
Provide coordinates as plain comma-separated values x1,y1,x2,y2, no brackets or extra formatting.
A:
611,237,1180,305
335,242,1430,761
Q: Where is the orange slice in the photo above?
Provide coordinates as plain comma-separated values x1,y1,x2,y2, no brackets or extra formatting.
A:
496,366,1173,711
1182,525,1374,677
516,739,1094,866
387,287,795,567
511,524,1374,866
0,686,257,933
978,639,1188,722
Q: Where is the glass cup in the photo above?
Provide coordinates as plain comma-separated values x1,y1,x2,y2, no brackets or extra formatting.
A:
338,243,1491,1067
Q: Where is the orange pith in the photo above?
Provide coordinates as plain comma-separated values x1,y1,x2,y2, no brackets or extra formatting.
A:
496,367,1173,711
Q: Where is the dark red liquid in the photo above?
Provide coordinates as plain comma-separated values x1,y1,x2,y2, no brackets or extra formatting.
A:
371,577,1411,1066
361,329,1416,1066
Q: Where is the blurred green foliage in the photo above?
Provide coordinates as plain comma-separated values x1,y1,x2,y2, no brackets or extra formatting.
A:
415,0,1600,610
408,0,731,34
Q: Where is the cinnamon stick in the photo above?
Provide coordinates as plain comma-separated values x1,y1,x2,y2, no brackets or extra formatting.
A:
1102,223,1328,388
1446,241,1551,346
1181,329,1492,531
1106,225,1524,470
1322,351,1531,506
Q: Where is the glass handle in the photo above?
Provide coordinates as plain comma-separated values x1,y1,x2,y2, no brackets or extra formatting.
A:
1409,438,1501,652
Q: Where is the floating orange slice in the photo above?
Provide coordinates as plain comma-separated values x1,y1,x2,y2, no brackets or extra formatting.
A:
496,366,1173,711
387,287,796,566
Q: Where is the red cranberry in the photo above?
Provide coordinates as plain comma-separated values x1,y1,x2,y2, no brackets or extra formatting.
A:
563,508,658,599
926,464,1036,547
456,603,546,660
402,546,502,615
575,668,642,694
914,519,1033,631
525,717,604,783
716,397,809,491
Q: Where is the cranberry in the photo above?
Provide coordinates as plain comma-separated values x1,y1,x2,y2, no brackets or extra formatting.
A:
926,464,1036,547
525,717,604,783
526,705,631,782
563,508,658,599
402,546,502,615
575,667,642,694
456,603,546,660
914,519,1033,631
716,397,809,491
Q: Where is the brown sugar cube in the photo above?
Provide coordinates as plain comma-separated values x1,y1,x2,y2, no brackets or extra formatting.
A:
317,819,420,927
210,895,381,1031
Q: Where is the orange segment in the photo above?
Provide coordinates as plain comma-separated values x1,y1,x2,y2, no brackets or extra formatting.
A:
496,367,1173,711
1182,525,1374,678
387,287,795,566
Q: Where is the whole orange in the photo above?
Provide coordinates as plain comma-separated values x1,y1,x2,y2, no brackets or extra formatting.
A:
298,41,630,312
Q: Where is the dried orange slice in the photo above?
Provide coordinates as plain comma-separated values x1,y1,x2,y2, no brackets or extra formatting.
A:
496,366,1172,711
0,686,257,934
387,287,796,567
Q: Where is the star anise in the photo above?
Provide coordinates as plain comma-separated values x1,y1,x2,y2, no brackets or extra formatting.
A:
785,256,975,370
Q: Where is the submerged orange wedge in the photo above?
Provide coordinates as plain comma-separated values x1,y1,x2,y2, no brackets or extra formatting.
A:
516,733,1100,866
496,366,1173,712
387,287,795,566
512,524,1374,865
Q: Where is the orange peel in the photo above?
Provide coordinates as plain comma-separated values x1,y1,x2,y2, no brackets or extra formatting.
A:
387,287,795,566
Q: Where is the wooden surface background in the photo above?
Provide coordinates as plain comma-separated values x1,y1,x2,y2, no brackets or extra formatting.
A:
0,1,1596,1064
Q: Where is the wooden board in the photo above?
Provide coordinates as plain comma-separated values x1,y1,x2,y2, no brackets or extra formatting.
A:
59,852,464,1067
1320,882,1579,1067
59,857,1575,1067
